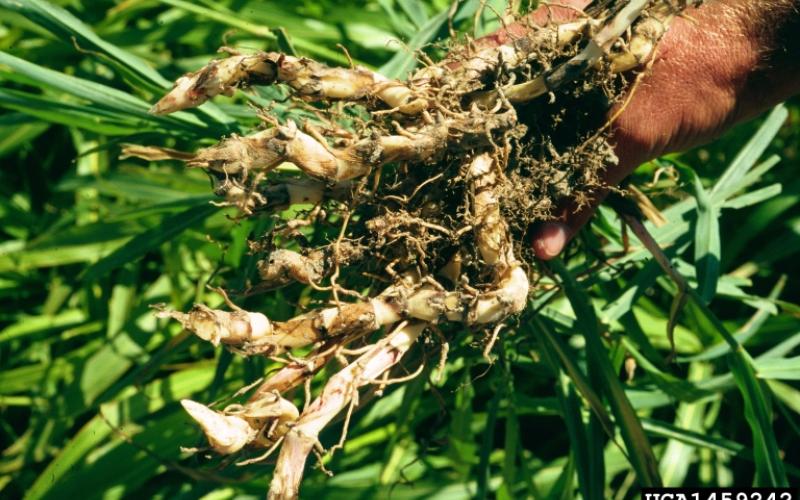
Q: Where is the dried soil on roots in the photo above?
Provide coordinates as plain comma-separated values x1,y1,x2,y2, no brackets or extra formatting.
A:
239,24,624,305
136,2,701,498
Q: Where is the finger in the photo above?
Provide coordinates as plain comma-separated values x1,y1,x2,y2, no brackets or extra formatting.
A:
479,0,591,48
531,185,610,260
532,221,570,260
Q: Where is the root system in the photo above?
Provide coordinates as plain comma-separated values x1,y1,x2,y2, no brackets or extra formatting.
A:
133,1,701,497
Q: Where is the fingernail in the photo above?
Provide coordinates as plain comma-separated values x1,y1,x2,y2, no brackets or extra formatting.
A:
532,223,569,260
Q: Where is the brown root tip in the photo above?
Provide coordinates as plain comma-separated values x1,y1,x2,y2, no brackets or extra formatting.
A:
148,95,180,115
152,305,187,323
157,305,227,345
149,76,203,115
181,399,255,454
148,97,186,116
151,303,183,320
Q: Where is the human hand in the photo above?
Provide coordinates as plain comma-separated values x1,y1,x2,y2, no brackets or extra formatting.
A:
494,0,800,259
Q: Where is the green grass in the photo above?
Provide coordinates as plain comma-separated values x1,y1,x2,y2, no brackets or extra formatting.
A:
1,1,799,498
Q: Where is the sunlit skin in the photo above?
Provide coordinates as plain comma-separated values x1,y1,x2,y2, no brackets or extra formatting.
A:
508,0,800,259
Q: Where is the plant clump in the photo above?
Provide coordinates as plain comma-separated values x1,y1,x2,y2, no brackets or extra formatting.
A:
129,1,702,497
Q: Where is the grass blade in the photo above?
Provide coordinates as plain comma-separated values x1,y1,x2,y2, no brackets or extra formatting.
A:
729,353,788,486
0,51,213,135
379,8,448,78
658,363,712,486
679,276,786,363
1,0,169,91
534,317,614,434
476,371,501,500
688,169,720,303
723,183,782,210
711,105,788,202
81,203,219,281
550,258,662,488
26,365,215,500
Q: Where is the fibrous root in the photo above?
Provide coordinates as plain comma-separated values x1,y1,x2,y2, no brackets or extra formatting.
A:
140,1,702,498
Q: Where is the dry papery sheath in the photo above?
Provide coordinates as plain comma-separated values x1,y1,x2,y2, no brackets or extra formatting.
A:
133,1,700,497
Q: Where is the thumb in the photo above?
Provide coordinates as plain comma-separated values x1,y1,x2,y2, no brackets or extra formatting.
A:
532,222,571,260
531,187,610,260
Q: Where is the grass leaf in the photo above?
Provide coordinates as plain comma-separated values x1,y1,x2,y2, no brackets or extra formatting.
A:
729,353,788,486
688,169,720,303
379,8,449,78
1,0,170,91
81,203,219,281
550,259,662,488
711,105,788,202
